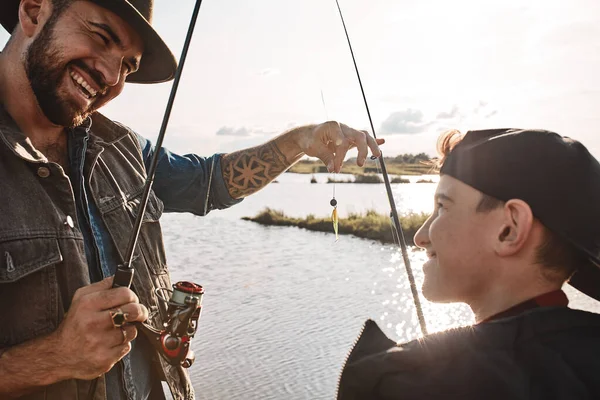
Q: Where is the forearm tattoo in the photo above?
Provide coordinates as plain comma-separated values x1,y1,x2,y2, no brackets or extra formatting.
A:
221,142,291,198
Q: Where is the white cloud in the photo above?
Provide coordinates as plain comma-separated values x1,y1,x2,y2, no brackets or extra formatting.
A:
216,126,250,136
380,109,434,135
436,106,461,120
380,101,499,135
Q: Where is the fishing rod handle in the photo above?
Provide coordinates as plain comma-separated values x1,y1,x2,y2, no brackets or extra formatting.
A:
113,266,135,288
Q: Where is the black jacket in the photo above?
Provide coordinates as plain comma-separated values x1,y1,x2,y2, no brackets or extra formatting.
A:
337,308,600,400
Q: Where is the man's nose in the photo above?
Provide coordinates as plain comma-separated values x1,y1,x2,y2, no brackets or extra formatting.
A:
95,55,124,87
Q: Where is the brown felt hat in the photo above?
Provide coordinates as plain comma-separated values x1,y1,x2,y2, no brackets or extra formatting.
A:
0,0,177,84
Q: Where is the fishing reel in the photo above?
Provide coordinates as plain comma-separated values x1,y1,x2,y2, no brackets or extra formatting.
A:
137,281,204,368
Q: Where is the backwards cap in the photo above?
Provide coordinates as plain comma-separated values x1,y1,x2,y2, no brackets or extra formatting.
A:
441,129,600,301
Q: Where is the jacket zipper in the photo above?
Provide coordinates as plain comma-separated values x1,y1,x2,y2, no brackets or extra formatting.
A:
336,319,368,399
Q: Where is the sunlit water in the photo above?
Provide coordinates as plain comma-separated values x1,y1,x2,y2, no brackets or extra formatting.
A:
161,173,598,399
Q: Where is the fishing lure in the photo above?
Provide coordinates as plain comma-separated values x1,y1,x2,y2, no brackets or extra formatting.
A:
331,197,339,241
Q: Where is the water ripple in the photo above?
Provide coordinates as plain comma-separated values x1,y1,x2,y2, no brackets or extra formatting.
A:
160,176,598,399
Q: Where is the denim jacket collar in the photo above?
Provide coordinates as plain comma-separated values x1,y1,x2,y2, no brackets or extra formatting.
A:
0,104,127,162
0,105,47,163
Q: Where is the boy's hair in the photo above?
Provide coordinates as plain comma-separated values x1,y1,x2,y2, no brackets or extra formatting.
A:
435,129,582,283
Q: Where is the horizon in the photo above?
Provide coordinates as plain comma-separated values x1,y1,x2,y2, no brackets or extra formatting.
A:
1,0,599,160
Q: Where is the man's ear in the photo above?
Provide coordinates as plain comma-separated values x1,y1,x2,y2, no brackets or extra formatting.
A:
18,0,50,38
494,199,534,257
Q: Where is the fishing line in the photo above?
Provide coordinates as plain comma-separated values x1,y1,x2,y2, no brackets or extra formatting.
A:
334,0,428,335
321,89,340,241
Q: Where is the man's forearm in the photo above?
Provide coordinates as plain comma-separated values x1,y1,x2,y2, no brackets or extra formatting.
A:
221,128,305,199
0,333,68,398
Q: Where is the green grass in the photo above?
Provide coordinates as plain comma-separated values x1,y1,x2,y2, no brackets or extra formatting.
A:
327,174,383,184
391,177,410,183
288,158,434,176
242,208,430,245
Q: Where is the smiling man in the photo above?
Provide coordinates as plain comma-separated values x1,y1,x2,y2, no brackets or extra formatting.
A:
337,129,600,400
0,0,382,399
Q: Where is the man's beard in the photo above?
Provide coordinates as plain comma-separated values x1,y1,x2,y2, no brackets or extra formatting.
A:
25,17,100,128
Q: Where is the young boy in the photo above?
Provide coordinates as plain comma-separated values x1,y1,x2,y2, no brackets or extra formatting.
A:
338,128,600,400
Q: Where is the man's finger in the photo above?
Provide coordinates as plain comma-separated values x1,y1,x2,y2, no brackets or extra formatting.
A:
322,122,347,173
360,130,383,158
323,121,344,145
313,147,336,172
107,324,137,348
87,287,140,311
344,126,368,166
333,141,350,173
72,276,115,302
358,129,385,146
118,303,149,324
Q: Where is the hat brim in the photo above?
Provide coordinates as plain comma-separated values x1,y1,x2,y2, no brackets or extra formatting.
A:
0,0,177,84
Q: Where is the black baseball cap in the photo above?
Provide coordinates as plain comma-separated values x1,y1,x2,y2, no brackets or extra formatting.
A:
441,129,600,301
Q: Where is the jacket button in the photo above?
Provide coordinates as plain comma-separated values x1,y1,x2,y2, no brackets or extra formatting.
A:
37,166,51,178
65,216,75,229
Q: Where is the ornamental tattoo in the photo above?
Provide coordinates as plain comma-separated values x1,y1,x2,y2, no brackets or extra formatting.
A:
222,142,291,198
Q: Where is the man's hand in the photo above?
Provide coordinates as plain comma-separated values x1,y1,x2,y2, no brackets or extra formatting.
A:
295,121,385,173
221,121,385,199
52,276,149,380
0,276,149,397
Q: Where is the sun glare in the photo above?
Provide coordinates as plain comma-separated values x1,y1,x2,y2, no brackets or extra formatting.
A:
381,247,475,343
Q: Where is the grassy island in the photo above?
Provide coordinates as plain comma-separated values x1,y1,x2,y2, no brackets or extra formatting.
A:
323,175,435,184
328,174,383,184
242,208,430,245
288,154,433,176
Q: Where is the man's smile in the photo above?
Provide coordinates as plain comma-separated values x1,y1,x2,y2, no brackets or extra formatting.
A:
69,66,99,99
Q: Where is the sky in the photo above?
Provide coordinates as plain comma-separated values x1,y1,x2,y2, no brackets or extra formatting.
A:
1,0,600,159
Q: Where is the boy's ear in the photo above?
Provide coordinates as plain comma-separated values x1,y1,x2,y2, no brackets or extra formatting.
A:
494,199,534,257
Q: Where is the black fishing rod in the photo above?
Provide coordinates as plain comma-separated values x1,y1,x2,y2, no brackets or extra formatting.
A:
334,0,428,336
112,0,206,368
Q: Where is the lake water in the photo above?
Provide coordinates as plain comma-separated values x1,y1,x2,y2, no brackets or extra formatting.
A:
161,173,599,399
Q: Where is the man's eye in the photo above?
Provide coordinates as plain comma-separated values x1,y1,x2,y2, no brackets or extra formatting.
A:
95,32,109,45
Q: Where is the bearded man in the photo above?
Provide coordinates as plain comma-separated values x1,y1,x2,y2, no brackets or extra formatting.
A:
338,129,600,400
0,0,382,399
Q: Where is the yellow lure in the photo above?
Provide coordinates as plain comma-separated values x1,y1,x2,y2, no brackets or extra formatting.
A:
331,207,339,241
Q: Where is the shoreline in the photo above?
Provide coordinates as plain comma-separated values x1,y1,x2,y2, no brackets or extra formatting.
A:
287,159,434,176
242,208,430,245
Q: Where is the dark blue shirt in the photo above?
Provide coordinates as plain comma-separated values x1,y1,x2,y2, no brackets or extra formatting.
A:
68,120,241,399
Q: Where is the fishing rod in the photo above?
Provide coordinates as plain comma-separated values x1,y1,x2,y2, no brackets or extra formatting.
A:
112,0,206,367
334,0,428,336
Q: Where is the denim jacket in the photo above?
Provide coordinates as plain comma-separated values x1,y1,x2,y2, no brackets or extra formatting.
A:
0,108,237,399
